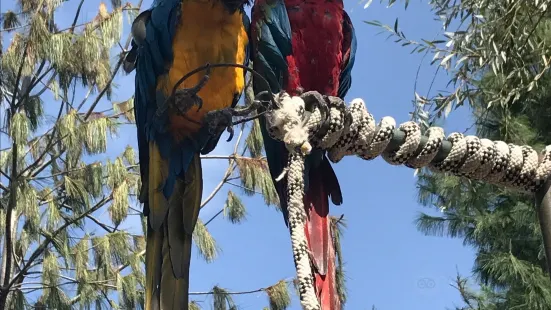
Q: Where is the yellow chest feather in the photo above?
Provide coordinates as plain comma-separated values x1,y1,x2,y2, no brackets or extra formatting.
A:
157,0,248,136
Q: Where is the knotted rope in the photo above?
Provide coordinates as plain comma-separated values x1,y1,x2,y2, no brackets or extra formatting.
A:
262,91,551,310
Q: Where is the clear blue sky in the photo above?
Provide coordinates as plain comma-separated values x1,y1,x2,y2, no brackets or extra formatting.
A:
1,0,478,309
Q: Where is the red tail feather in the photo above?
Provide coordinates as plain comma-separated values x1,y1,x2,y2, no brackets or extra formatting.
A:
304,167,340,310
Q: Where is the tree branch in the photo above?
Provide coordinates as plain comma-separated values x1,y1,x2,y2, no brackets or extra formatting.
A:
0,170,10,181
200,130,244,209
203,209,224,226
83,0,144,121
0,35,31,309
189,279,293,296
227,182,263,195
6,195,113,291
0,5,138,34
451,274,477,310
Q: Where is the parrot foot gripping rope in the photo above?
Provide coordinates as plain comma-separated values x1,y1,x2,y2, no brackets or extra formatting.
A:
263,91,551,310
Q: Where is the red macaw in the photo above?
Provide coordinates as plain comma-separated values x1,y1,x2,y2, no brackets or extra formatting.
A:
251,1,357,309
123,0,250,308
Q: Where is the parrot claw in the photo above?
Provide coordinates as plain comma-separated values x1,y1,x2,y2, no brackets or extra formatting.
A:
172,93,203,116
299,91,332,138
227,92,276,126
203,107,235,142
170,65,212,115
226,126,235,142
200,90,276,144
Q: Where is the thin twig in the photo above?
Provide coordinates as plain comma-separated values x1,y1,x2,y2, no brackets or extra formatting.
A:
227,182,262,195
189,279,293,296
200,155,235,160
451,274,477,310
200,130,244,208
203,209,224,226
201,154,265,160
87,214,115,233
0,170,10,181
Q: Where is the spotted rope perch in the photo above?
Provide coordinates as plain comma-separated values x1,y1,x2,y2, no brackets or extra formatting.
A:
262,91,551,310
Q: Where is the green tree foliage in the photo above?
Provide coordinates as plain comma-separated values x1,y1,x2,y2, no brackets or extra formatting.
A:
0,1,301,309
367,0,551,309
414,84,551,309
0,0,146,308
367,0,551,127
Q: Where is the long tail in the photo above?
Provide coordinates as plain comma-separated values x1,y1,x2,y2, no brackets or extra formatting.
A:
145,152,203,310
303,159,341,310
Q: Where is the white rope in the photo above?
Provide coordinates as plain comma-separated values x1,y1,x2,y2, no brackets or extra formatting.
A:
263,91,551,310
286,152,319,310
265,93,320,310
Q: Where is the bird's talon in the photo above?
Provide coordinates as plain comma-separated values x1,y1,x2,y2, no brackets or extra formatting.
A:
203,108,235,142
226,126,234,142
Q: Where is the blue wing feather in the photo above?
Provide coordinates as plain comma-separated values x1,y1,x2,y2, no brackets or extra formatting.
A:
337,11,357,99
251,0,293,221
242,8,251,75
132,0,180,205
252,0,292,92
265,12,292,59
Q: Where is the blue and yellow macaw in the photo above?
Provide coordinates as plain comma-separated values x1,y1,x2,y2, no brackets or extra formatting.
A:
123,0,250,308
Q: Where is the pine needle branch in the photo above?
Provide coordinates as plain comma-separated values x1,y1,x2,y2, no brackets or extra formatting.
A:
6,195,113,291
27,67,57,102
29,147,66,178
450,274,477,310
14,0,83,111
8,36,28,110
110,203,222,279
83,0,144,121
0,32,32,307
18,101,64,178
0,4,137,33
16,63,48,110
